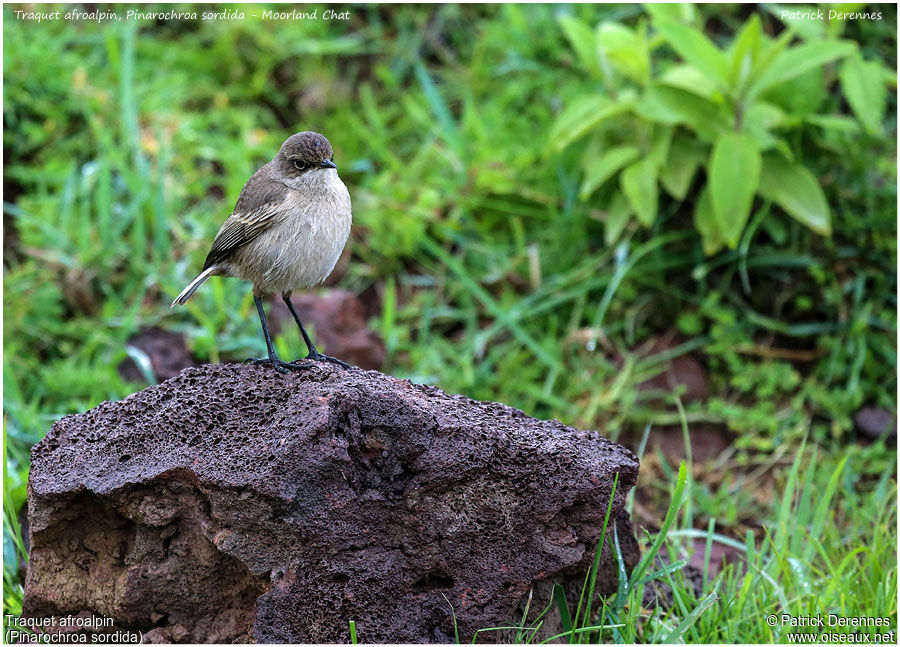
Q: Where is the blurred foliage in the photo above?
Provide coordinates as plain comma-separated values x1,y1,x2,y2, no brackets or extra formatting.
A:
556,5,895,252
2,2,897,635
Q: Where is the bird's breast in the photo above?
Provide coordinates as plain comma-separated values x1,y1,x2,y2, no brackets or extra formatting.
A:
233,176,351,293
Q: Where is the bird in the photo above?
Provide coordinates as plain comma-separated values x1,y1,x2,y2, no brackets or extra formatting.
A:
172,131,352,372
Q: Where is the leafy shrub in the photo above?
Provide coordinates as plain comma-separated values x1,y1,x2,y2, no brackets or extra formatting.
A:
554,4,894,253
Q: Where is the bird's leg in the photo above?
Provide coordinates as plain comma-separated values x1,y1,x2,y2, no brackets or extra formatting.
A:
246,295,308,373
282,292,351,369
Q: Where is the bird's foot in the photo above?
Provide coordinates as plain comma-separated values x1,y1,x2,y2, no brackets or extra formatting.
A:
245,356,311,373
302,349,352,369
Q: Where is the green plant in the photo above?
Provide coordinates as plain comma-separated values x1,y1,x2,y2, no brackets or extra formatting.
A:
3,420,28,635
554,4,894,253
492,445,896,644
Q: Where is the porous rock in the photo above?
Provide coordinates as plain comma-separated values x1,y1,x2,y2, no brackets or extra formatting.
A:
24,363,640,643
117,327,196,383
854,406,896,439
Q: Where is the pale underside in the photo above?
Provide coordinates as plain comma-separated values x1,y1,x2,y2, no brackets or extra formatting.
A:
212,168,352,296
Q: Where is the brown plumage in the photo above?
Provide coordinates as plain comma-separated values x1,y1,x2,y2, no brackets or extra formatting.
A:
172,131,353,372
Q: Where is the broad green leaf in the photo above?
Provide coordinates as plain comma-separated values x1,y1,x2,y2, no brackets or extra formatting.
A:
840,53,887,135
643,3,697,25
747,129,776,153
579,146,641,199
650,125,674,167
750,39,857,98
747,101,787,127
654,19,730,88
661,135,705,201
743,101,787,151
772,138,794,162
659,64,719,99
550,93,635,151
620,158,658,226
759,154,831,235
636,85,728,141
597,22,650,85
762,212,788,245
806,114,861,133
559,16,600,78
825,4,867,39
693,186,724,255
742,29,794,98
604,190,632,245
764,67,826,117
728,14,762,92
709,133,761,248
635,87,682,125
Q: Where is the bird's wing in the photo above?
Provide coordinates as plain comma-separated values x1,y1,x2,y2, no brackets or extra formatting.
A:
202,166,287,270
202,201,285,269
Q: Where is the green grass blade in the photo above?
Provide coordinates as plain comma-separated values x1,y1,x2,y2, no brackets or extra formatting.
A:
629,461,688,586
422,237,560,371
702,517,715,592
804,455,848,560
663,590,718,643
581,472,620,636
612,524,629,611
441,592,460,644
540,623,627,644
639,559,688,585
552,583,573,636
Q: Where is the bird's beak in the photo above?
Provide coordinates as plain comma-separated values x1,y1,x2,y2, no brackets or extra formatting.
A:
321,159,337,169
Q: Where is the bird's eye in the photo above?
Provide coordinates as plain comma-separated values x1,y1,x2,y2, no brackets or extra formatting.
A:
293,160,308,172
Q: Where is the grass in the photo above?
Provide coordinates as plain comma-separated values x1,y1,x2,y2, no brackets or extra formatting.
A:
3,419,28,636
345,446,896,643
3,3,897,643
463,448,896,644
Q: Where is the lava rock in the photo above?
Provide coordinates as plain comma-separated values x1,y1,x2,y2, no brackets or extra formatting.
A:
854,407,896,440
117,327,197,383
24,363,639,643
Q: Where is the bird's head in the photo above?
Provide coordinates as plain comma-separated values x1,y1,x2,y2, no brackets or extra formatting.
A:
276,131,338,180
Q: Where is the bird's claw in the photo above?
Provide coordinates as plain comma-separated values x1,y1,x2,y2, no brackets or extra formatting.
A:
245,356,310,373
303,350,352,369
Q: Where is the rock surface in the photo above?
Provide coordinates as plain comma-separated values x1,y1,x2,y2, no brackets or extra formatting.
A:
854,406,896,440
117,327,197,383
24,363,640,643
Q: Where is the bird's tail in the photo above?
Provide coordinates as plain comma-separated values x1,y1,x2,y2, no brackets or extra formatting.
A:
171,266,217,308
